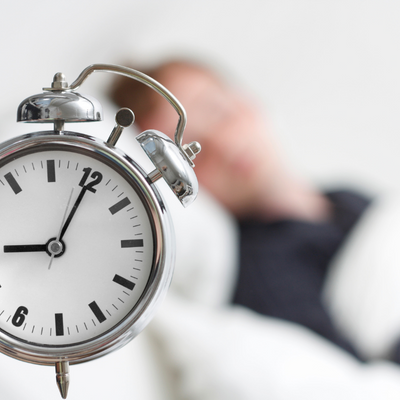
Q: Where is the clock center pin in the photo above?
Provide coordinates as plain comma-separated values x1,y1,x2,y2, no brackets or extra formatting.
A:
46,238,65,257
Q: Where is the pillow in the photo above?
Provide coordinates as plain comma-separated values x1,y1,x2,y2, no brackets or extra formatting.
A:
324,193,400,360
167,185,239,306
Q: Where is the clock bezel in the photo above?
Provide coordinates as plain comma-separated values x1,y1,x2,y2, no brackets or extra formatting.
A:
0,131,175,366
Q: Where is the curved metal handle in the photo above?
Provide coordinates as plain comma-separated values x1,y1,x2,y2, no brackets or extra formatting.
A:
65,64,187,156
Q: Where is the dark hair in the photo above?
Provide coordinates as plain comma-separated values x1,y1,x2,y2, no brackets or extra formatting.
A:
109,59,225,129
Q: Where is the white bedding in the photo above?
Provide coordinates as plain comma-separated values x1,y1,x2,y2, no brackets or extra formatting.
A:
324,192,400,361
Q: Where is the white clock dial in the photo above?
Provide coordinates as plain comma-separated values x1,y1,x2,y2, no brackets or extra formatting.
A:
0,147,155,346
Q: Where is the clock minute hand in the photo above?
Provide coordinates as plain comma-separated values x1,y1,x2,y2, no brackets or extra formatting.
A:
48,188,75,270
59,186,88,241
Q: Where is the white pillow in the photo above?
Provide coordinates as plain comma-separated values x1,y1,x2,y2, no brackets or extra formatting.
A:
167,186,239,307
324,192,400,360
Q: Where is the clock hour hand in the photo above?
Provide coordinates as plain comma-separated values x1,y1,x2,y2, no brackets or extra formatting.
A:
4,188,76,260
4,244,47,253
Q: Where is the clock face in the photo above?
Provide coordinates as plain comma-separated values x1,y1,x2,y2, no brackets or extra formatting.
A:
0,142,156,347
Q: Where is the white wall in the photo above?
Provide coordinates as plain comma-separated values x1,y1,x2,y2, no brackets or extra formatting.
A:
1,0,400,196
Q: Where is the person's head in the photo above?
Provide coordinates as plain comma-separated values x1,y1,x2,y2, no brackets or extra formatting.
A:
111,59,288,218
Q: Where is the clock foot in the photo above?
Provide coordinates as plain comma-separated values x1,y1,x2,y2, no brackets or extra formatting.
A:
55,360,70,399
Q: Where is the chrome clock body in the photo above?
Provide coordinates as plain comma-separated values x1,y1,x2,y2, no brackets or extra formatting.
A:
0,131,174,365
0,64,201,398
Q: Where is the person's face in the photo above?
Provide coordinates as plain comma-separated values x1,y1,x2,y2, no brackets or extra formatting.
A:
138,66,278,216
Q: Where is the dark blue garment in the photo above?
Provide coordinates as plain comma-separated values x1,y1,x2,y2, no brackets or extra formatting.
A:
232,190,370,358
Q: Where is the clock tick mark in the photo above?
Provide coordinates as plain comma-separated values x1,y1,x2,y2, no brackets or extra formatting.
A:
89,301,107,323
117,192,124,198
112,185,118,191
105,179,111,186
113,274,136,291
55,313,64,336
32,325,35,334
31,163,35,171
23,165,27,173
47,160,56,183
109,197,131,215
121,239,143,248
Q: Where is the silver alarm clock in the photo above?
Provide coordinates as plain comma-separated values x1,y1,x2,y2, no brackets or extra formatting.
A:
0,64,200,398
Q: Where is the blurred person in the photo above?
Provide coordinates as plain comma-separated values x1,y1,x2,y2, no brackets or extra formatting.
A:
110,59,370,359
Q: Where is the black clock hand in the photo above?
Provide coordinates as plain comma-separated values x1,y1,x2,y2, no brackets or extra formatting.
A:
4,244,47,253
48,188,75,270
4,189,75,260
59,186,88,241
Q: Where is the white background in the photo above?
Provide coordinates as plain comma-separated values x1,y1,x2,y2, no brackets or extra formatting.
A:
1,0,400,197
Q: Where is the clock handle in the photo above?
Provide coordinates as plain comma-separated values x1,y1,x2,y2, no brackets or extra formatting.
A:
40,63,201,206
54,63,198,167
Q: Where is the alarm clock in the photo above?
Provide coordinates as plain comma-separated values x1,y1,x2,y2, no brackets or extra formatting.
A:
0,64,200,398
